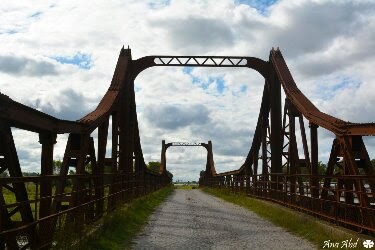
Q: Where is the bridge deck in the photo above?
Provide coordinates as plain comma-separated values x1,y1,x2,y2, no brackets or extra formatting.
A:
132,189,314,249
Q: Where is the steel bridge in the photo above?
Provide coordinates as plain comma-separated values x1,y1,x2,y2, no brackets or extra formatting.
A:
160,140,216,178
1,47,375,249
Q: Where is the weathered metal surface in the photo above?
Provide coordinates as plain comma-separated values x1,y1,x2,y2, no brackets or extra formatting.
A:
131,55,270,79
200,48,375,234
1,47,375,249
0,93,84,134
0,48,171,249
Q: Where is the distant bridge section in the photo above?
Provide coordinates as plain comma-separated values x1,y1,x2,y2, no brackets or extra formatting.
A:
160,140,216,178
167,142,206,147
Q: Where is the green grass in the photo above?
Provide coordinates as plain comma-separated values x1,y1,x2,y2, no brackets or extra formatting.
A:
3,182,38,221
3,182,72,221
202,187,373,249
75,185,174,250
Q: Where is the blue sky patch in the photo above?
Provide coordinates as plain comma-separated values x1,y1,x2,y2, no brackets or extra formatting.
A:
215,78,225,93
182,67,227,94
135,84,142,93
235,0,278,15
182,67,200,85
232,84,248,97
330,77,360,91
7,30,18,34
240,85,247,93
182,67,193,74
52,53,92,70
29,11,42,18
194,76,226,94
148,0,171,9
1,30,18,35
318,76,361,100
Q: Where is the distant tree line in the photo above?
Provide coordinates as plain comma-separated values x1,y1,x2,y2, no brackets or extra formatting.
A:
0,171,39,177
147,161,173,179
2,159,373,179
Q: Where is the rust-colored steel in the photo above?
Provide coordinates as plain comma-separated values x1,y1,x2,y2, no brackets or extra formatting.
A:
0,48,171,249
1,47,375,249
200,48,375,234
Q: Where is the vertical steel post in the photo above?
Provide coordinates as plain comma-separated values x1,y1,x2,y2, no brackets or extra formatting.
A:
269,59,283,191
109,112,119,210
38,132,56,247
261,116,268,174
160,140,167,174
205,141,215,177
310,123,319,198
289,115,297,195
96,119,109,217
118,77,136,199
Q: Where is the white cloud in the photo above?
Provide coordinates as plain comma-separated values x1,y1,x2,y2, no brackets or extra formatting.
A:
1,0,375,181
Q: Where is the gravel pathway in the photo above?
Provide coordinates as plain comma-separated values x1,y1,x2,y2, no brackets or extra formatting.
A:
132,189,315,249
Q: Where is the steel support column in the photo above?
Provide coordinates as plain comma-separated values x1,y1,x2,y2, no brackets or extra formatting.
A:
269,64,283,190
38,132,56,247
96,119,109,218
310,123,319,198
160,140,167,174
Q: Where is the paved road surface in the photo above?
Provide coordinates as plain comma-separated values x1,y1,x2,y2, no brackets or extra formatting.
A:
132,189,315,249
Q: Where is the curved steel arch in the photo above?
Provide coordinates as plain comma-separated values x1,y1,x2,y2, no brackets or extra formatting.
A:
131,55,270,79
2,46,375,248
127,49,281,180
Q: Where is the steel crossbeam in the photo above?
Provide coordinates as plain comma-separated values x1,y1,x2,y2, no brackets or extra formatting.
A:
1,47,375,249
170,142,204,146
153,56,248,67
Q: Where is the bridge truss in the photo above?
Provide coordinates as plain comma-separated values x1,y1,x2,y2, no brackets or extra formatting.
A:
159,140,216,178
0,47,375,248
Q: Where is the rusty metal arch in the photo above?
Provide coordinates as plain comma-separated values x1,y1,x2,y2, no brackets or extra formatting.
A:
131,54,270,80
128,49,278,181
2,46,375,249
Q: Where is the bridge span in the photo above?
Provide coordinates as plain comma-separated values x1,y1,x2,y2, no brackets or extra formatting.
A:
0,47,375,249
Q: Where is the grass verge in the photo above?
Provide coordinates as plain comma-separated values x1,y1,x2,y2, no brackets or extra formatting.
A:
76,185,174,250
202,187,373,249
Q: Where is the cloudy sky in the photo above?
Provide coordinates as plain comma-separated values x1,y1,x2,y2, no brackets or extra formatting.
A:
1,0,375,181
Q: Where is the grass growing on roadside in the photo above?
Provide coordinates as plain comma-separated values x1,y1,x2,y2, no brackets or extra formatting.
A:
202,187,372,249
76,185,174,250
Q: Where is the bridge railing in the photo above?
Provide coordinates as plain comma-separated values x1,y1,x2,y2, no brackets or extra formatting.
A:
0,172,170,248
0,47,174,249
201,173,375,233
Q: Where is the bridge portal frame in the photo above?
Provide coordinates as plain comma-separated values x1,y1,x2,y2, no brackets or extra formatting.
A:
160,140,216,179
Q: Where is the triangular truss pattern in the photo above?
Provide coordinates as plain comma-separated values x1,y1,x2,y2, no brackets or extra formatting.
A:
153,56,249,67
199,49,375,233
1,47,375,249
